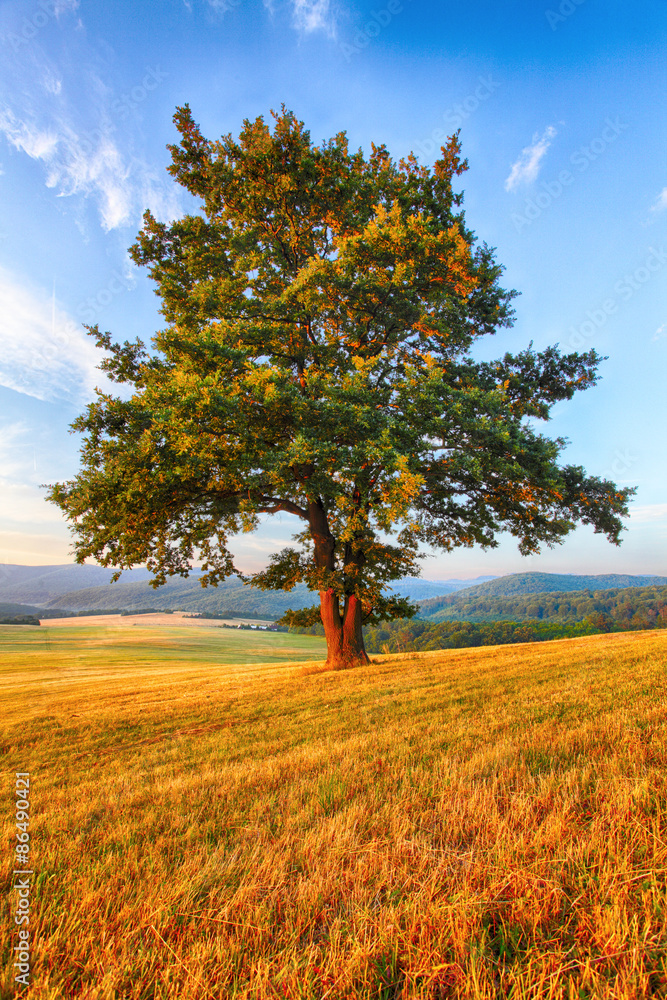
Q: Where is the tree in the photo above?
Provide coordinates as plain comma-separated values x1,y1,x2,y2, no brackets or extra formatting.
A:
46,105,635,669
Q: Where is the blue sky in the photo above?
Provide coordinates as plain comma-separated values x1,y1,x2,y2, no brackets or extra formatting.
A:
0,0,665,579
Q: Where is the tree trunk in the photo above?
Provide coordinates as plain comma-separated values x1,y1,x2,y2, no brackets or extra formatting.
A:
341,593,371,667
309,499,371,669
318,589,370,669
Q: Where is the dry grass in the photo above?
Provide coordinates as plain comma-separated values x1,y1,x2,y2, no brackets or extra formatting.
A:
1,626,667,998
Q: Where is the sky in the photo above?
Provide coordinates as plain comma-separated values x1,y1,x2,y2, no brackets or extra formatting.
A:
0,0,665,581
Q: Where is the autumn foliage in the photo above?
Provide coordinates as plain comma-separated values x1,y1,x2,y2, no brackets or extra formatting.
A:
48,106,633,667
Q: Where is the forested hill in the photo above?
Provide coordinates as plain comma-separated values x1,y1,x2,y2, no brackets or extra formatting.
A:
418,584,667,625
0,564,493,612
2,565,664,620
418,572,667,618
0,564,151,606
42,574,491,616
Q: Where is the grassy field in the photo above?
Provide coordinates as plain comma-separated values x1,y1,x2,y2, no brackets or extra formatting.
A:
1,625,667,998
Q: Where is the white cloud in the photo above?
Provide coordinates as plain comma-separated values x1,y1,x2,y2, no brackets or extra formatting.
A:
505,125,557,192
291,0,335,34
258,0,336,34
0,108,58,160
0,104,179,232
53,0,81,14
0,268,114,403
46,128,134,230
651,187,667,213
654,323,666,342
0,33,182,232
628,503,667,524
43,73,63,97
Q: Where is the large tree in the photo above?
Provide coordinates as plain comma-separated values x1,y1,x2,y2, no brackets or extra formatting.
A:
47,106,634,668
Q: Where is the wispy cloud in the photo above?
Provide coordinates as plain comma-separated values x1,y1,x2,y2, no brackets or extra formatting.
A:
43,71,63,96
654,323,667,342
52,0,80,15
0,24,181,232
0,104,181,232
291,0,336,35
0,268,114,403
628,503,667,524
651,187,667,213
505,125,557,192
0,108,58,160
259,0,337,35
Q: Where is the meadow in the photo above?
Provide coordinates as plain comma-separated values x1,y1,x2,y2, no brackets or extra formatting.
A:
1,623,667,998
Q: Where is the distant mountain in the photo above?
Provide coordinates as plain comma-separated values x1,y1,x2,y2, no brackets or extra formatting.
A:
2,565,663,622
46,575,493,617
43,574,300,617
419,573,667,622
0,564,151,606
384,576,496,601
0,564,496,617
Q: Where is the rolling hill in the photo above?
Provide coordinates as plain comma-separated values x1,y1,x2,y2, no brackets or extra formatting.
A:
2,564,665,622
0,564,494,617
0,563,151,606
418,572,667,619
419,583,667,625
43,574,495,617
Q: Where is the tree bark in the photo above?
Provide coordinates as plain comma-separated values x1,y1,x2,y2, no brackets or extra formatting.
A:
308,499,370,669
341,593,371,667
318,590,370,668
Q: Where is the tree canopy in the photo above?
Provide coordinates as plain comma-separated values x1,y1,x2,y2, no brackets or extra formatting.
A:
47,105,635,668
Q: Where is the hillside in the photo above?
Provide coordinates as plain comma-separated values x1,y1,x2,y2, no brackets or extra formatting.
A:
418,572,667,618
0,563,151,606
3,564,664,620
45,575,311,617
46,575,493,617
418,583,667,624
3,626,667,997
0,565,491,616
0,601,44,617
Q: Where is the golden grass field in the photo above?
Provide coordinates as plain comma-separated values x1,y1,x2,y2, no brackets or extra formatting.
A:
2,623,667,999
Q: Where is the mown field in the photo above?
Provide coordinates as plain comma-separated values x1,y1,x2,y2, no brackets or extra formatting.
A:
2,625,667,998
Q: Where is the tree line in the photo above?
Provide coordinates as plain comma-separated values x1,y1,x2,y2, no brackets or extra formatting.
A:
420,584,667,625
294,585,667,652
